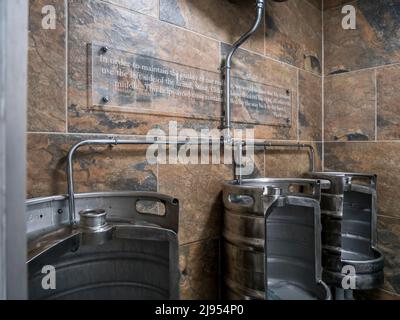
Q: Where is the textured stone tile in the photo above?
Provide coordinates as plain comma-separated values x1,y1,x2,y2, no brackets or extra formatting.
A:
306,0,322,10
265,0,322,74
69,0,220,72
324,1,400,74
179,239,219,300
160,0,264,54
265,142,322,177
221,44,298,140
28,0,66,132
378,216,400,295
103,0,159,17
221,44,298,90
324,142,400,219
69,102,221,136
377,65,400,140
159,162,232,244
27,133,68,198
299,71,322,141
325,71,376,141
27,133,157,198
68,0,220,135
323,0,353,10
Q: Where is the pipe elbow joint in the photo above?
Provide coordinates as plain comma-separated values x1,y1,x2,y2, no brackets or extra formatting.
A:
257,0,265,8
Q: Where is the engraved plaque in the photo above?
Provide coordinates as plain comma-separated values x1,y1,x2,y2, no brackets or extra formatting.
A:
90,44,292,126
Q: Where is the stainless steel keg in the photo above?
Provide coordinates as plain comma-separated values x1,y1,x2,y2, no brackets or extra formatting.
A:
222,178,331,300
26,192,180,300
309,172,384,292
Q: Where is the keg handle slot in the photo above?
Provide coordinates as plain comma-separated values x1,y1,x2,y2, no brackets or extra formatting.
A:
264,180,324,199
287,183,317,196
347,175,377,191
135,198,167,217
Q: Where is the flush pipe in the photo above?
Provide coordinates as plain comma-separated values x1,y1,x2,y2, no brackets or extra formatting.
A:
223,0,265,141
66,138,315,225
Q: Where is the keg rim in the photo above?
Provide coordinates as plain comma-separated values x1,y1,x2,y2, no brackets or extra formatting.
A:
311,171,376,178
224,177,324,186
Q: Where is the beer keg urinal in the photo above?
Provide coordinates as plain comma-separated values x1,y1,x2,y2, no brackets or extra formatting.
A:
27,192,180,300
309,172,384,295
222,178,332,300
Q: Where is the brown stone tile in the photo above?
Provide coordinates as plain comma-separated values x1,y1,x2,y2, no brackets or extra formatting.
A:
159,161,232,244
68,0,220,135
306,0,322,10
69,103,221,136
265,142,322,177
378,216,400,295
28,0,66,132
27,133,157,198
68,0,220,71
324,142,400,219
27,133,68,198
324,71,376,142
299,71,322,141
179,239,219,300
222,43,298,95
377,65,400,140
103,0,159,17
265,0,322,74
324,1,400,74
221,44,298,140
160,0,264,54
323,0,354,10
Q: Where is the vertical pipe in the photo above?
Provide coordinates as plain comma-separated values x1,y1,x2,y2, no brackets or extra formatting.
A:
224,0,265,138
236,142,243,184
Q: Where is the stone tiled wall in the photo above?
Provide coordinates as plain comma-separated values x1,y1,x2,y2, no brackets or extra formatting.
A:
27,0,400,301
27,0,323,299
323,0,400,299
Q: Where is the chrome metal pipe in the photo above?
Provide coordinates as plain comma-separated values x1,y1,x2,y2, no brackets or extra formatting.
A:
67,138,222,224
67,137,315,225
224,0,265,135
258,142,316,172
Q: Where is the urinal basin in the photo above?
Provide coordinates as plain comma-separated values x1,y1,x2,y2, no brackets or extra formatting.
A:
26,191,180,300
222,178,332,300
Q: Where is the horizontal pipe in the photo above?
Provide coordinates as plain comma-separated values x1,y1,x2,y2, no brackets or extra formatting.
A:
261,142,315,173
67,138,224,224
67,138,315,225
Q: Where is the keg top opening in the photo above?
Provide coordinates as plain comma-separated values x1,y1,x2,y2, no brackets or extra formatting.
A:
79,208,110,232
79,209,106,218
